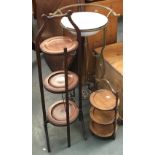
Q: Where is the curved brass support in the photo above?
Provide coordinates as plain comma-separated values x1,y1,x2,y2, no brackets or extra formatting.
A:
53,3,120,17
35,11,74,51
56,9,63,16
95,78,117,95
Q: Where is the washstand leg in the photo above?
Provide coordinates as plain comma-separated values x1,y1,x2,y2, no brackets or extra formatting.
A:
64,48,71,147
78,37,87,140
78,70,87,140
78,110,87,140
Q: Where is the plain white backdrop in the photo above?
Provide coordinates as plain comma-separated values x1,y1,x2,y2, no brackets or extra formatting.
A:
0,0,155,155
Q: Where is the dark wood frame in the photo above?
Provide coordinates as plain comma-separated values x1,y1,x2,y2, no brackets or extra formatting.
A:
35,11,87,152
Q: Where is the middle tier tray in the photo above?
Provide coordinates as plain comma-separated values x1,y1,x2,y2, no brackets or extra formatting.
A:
90,106,118,125
44,70,79,93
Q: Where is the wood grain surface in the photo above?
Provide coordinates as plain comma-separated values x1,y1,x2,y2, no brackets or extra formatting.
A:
95,42,123,75
47,100,79,126
90,89,117,110
90,106,117,124
44,71,79,93
89,120,115,137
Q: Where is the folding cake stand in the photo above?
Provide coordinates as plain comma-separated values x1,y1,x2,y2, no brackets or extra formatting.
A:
35,11,86,152
89,79,119,138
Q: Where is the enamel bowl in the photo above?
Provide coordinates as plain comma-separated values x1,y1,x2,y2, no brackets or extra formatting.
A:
61,12,108,37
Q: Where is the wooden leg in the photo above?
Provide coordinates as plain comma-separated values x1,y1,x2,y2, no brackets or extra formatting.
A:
79,111,87,140
44,123,51,152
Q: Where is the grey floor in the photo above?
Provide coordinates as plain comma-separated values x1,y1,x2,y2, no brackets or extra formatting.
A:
32,17,123,155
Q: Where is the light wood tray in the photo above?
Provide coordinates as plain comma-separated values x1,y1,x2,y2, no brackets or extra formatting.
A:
90,89,116,110
95,42,123,76
89,120,115,138
90,106,118,125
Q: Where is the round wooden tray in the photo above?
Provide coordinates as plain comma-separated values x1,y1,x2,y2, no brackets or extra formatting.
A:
89,89,117,111
47,100,79,126
44,70,78,93
40,36,78,55
90,106,118,125
89,120,115,138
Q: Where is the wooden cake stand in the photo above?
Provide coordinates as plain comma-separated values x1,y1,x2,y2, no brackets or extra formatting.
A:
35,11,87,152
89,88,119,138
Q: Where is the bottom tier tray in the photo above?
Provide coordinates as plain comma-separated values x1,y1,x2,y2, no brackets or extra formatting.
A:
89,120,115,138
47,100,79,126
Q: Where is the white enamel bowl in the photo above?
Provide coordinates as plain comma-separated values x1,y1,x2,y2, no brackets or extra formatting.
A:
61,12,108,37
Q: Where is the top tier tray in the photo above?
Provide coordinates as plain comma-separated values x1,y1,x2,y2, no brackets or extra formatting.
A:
90,89,117,111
